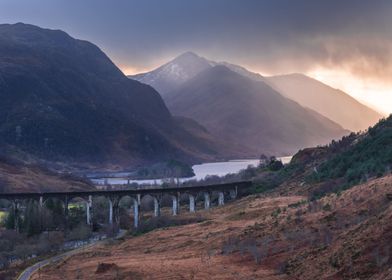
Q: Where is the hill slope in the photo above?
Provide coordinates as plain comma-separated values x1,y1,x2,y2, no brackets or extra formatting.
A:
31,174,392,280
0,24,226,168
165,65,348,156
252,114,392,198
265,73,383,132
0,155,94,193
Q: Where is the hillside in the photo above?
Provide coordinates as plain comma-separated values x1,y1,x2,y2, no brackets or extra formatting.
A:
0,155,94,193
30,174,392,279
265,73,383,132
165,65,348,156
306,115,392,193
26,113,392,280
262,114,392,198
0,24,227,169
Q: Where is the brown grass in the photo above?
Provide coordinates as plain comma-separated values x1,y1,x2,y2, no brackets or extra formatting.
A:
30,175,392,279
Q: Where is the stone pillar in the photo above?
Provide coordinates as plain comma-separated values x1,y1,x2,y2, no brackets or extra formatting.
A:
204,192,210,210
172,195,178,216
132,198,139,228
137,194,141,206
86,195,92,225
189,194,196,213
108,198,113,225
218,191,225,206
153,196,161,217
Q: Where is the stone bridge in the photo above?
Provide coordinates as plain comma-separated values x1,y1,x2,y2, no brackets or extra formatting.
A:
0,181,252,230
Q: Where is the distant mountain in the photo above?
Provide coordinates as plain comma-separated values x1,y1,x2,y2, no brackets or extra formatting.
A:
133,52,382,133
0,24,229,168
164,65,348,156
130,52,212,96
129,52,265,95
265,73,383,132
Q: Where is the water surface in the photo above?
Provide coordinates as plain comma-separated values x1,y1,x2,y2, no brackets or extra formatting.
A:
92,157,292,186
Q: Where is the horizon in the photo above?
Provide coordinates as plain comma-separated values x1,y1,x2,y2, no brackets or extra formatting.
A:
0,0,391,115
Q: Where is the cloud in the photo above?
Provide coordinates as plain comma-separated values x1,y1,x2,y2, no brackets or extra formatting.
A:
244,34,392,84
1,0,391,112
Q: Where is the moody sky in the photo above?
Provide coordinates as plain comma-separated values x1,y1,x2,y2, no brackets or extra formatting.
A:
1,0,391,114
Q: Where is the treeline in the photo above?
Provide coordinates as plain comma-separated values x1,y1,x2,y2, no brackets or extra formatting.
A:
135,159,195,179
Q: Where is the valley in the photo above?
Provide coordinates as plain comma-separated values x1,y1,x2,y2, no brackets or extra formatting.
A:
13,115,392,280
0,3,391,279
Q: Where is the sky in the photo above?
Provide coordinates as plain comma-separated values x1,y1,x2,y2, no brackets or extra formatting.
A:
0,0,391,115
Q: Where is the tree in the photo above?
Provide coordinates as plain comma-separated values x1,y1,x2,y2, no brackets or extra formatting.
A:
259,154,269,168
268,158,284,171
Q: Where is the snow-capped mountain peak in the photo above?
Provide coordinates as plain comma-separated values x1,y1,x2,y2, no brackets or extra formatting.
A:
129,51,212,94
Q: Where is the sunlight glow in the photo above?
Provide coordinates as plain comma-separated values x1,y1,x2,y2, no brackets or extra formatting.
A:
307,68,391,116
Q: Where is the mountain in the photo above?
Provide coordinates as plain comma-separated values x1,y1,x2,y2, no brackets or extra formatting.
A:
164,65,348,156
130,52,212,96
129,52,265,95
0,24,228,168
265,73,384,132
133,52,382,133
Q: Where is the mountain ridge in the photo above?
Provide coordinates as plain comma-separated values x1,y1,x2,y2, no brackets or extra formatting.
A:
132,52,382,132
165,64,348,156
265,73,384,131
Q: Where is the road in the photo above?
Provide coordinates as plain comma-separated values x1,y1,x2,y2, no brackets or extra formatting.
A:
17,230,127,280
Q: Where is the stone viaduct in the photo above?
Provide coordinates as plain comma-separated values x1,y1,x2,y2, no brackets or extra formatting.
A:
0,181,251,230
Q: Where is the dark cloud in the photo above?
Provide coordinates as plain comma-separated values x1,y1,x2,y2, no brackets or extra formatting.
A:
1,0,392,81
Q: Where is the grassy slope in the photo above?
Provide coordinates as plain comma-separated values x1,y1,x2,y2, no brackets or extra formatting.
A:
30,174,392,280
0,156,94,192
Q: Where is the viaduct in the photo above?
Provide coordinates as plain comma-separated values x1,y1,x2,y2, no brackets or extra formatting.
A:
0,181,252,230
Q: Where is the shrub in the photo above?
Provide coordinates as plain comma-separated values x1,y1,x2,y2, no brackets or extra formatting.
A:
67,224,92,241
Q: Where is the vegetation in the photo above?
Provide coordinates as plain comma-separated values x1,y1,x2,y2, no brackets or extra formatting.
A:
135,159,195,180
308,115,392,195
251,156,301,193
249,116,392,198
0,230,65,270
133,215,205,235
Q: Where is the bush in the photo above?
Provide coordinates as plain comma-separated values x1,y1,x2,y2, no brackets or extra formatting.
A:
67,224,92,241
